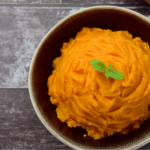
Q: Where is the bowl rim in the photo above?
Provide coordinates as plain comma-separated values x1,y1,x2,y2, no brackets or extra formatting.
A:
28,6,150,150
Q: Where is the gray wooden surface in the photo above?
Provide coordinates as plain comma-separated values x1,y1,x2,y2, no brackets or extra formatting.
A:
0,1,150,88
0,0,150,149
0,89,71,149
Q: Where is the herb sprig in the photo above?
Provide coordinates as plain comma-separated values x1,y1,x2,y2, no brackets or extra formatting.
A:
90,59,124,80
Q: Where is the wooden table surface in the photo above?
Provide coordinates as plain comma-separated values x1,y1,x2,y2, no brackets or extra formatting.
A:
0,0,150,149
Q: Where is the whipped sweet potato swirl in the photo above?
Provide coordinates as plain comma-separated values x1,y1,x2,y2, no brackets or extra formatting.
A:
48,27,150,139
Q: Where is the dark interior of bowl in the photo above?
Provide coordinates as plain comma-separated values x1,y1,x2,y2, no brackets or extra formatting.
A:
30,7,150,149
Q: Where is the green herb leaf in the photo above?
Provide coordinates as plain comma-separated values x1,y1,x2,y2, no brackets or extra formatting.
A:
107,64,112,70
90,59,105,72
105,70,110,78
90,59,124,80
107,69,124,80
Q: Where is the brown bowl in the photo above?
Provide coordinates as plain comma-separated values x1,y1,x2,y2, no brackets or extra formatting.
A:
28,6,150,149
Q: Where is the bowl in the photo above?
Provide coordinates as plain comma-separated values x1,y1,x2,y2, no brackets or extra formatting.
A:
28,6,150,150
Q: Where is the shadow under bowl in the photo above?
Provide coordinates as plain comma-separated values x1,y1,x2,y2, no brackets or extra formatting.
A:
29,6,150,150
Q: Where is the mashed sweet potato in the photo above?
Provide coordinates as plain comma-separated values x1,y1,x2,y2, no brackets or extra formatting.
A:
47,27,150,139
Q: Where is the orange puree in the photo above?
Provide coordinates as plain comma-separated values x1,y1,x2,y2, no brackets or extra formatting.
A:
47,27,150,139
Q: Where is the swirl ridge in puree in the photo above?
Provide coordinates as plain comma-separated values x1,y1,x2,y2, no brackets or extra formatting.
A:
47,27,150,140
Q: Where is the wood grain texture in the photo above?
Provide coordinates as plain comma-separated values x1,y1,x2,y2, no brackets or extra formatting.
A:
0,1,150,148
0,7,77,88
0,0,149,7
0,0,147,4
0,6,150,88
0,88,149,149
0,89,72,149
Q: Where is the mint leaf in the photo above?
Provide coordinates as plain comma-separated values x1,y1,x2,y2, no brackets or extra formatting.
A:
107,64,112,70
90,59,124,80
107,69,124,80
105,70,110,78
90,59,105,72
